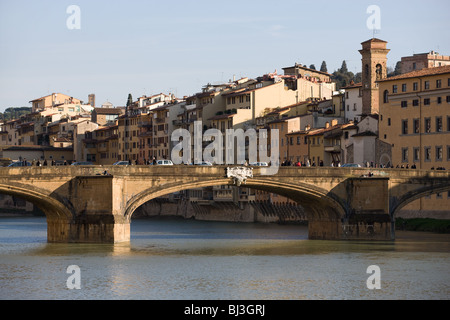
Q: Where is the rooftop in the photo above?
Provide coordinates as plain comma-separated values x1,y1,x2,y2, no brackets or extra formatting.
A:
378,65,450,82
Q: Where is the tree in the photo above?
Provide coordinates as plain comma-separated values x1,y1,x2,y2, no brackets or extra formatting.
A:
309,64,316,70
320,61,328,73
340,60,348,73
388,61,402,77
126,93,133,108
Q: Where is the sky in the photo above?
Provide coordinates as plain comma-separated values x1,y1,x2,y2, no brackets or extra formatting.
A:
0,0,449,111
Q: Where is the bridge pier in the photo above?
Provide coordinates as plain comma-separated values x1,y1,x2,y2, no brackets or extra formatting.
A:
47,216,130,243
341,177,394,241
47,175,130,243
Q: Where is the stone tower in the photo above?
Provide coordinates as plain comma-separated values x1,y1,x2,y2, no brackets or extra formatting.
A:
359,38,390,115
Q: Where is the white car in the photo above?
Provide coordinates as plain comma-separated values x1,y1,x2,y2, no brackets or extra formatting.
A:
195,161,213,166
249,162,268,166
156,160,174,165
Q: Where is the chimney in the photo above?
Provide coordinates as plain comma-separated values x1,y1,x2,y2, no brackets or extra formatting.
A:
331,119,338,126
325,122,330,129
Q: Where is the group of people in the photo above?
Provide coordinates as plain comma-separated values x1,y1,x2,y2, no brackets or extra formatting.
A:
280,160,324,167
19,158,69,166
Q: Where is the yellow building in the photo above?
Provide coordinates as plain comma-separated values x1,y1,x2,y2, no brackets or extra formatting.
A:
29,93,82,113
378,65,450,218
117,114,140,163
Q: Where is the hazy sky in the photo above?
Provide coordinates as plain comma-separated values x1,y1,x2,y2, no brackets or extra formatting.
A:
1,0,449,111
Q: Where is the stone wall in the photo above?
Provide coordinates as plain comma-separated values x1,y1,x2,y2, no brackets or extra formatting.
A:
133,199,307,224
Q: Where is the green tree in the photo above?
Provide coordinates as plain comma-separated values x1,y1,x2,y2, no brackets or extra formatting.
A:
340,60,348,73
309,64,316,70
126,93,133,107
320,61,328,73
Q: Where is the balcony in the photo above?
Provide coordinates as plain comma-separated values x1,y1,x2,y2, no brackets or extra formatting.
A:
138,121,153,129
324,145,341,153
173,119,185,126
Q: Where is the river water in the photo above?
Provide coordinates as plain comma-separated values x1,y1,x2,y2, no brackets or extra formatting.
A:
0,216,449,300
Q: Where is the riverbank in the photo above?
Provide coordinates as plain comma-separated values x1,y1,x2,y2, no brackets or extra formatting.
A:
395,218,450,234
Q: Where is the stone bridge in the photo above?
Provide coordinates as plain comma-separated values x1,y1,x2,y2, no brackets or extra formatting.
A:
0,166,448,243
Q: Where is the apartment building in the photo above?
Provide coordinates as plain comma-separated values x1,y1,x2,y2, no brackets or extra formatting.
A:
341,82,363,123
378,65,450,217
29,93,82,112
379,65,450,169
401,51,450,74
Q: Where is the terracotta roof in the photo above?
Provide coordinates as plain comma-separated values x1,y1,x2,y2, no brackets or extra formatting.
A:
379,65,450,82
342,82,362,89
93,108,123,114
361,38,387,44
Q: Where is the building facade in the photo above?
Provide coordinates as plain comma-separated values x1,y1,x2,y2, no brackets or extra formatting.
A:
379,65,450,217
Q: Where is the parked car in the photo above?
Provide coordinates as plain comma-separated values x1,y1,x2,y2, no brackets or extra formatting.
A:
341,163,361,167
113,161,130,165
155,160,174,165
195,161,213,166
249,162,268,166
71,161,94,166
7,161,31,167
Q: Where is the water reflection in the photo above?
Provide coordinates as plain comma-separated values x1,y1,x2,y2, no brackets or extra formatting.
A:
0,216,449,300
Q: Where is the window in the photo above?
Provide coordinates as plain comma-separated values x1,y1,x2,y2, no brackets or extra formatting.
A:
402,84,407,92
447,96,450,103
388,118,391,126
412,99,419,106
447,146,450,161
401,101,408,108
402,148,408,163
424,98,430,105
436,146,443,161
424,81,430,90
383,90,389,103
413,63,417,70
425,118,431,133
436,117,443,132
392,85,398,93
297,136,301,145
437,97,442,104
436,79,441,88
447,116,450,131
413,147,420,162
424,147,431,161
413,82,418,91
402,120,408,135
344,131,349,139
413,119,420,134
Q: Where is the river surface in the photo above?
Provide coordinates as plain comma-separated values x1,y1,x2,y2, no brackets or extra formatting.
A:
0,216,449,300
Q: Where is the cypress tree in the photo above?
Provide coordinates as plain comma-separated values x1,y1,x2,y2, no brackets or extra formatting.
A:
320,61,328,73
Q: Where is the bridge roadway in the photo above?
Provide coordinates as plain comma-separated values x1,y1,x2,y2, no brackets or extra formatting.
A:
0,165,448,243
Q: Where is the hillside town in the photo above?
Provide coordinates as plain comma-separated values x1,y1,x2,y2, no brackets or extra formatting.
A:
1,38,449,219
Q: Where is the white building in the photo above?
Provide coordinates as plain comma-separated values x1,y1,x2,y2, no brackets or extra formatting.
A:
342,82,363,123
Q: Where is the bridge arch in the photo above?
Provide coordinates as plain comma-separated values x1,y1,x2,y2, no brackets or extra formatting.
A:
390,183,450,217
124,178,347,225
0,183,74,221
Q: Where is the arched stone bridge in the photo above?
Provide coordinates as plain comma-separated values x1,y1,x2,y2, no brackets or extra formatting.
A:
0,166,448,243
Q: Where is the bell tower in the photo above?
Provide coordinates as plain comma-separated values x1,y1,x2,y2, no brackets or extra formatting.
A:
359,38,390,115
